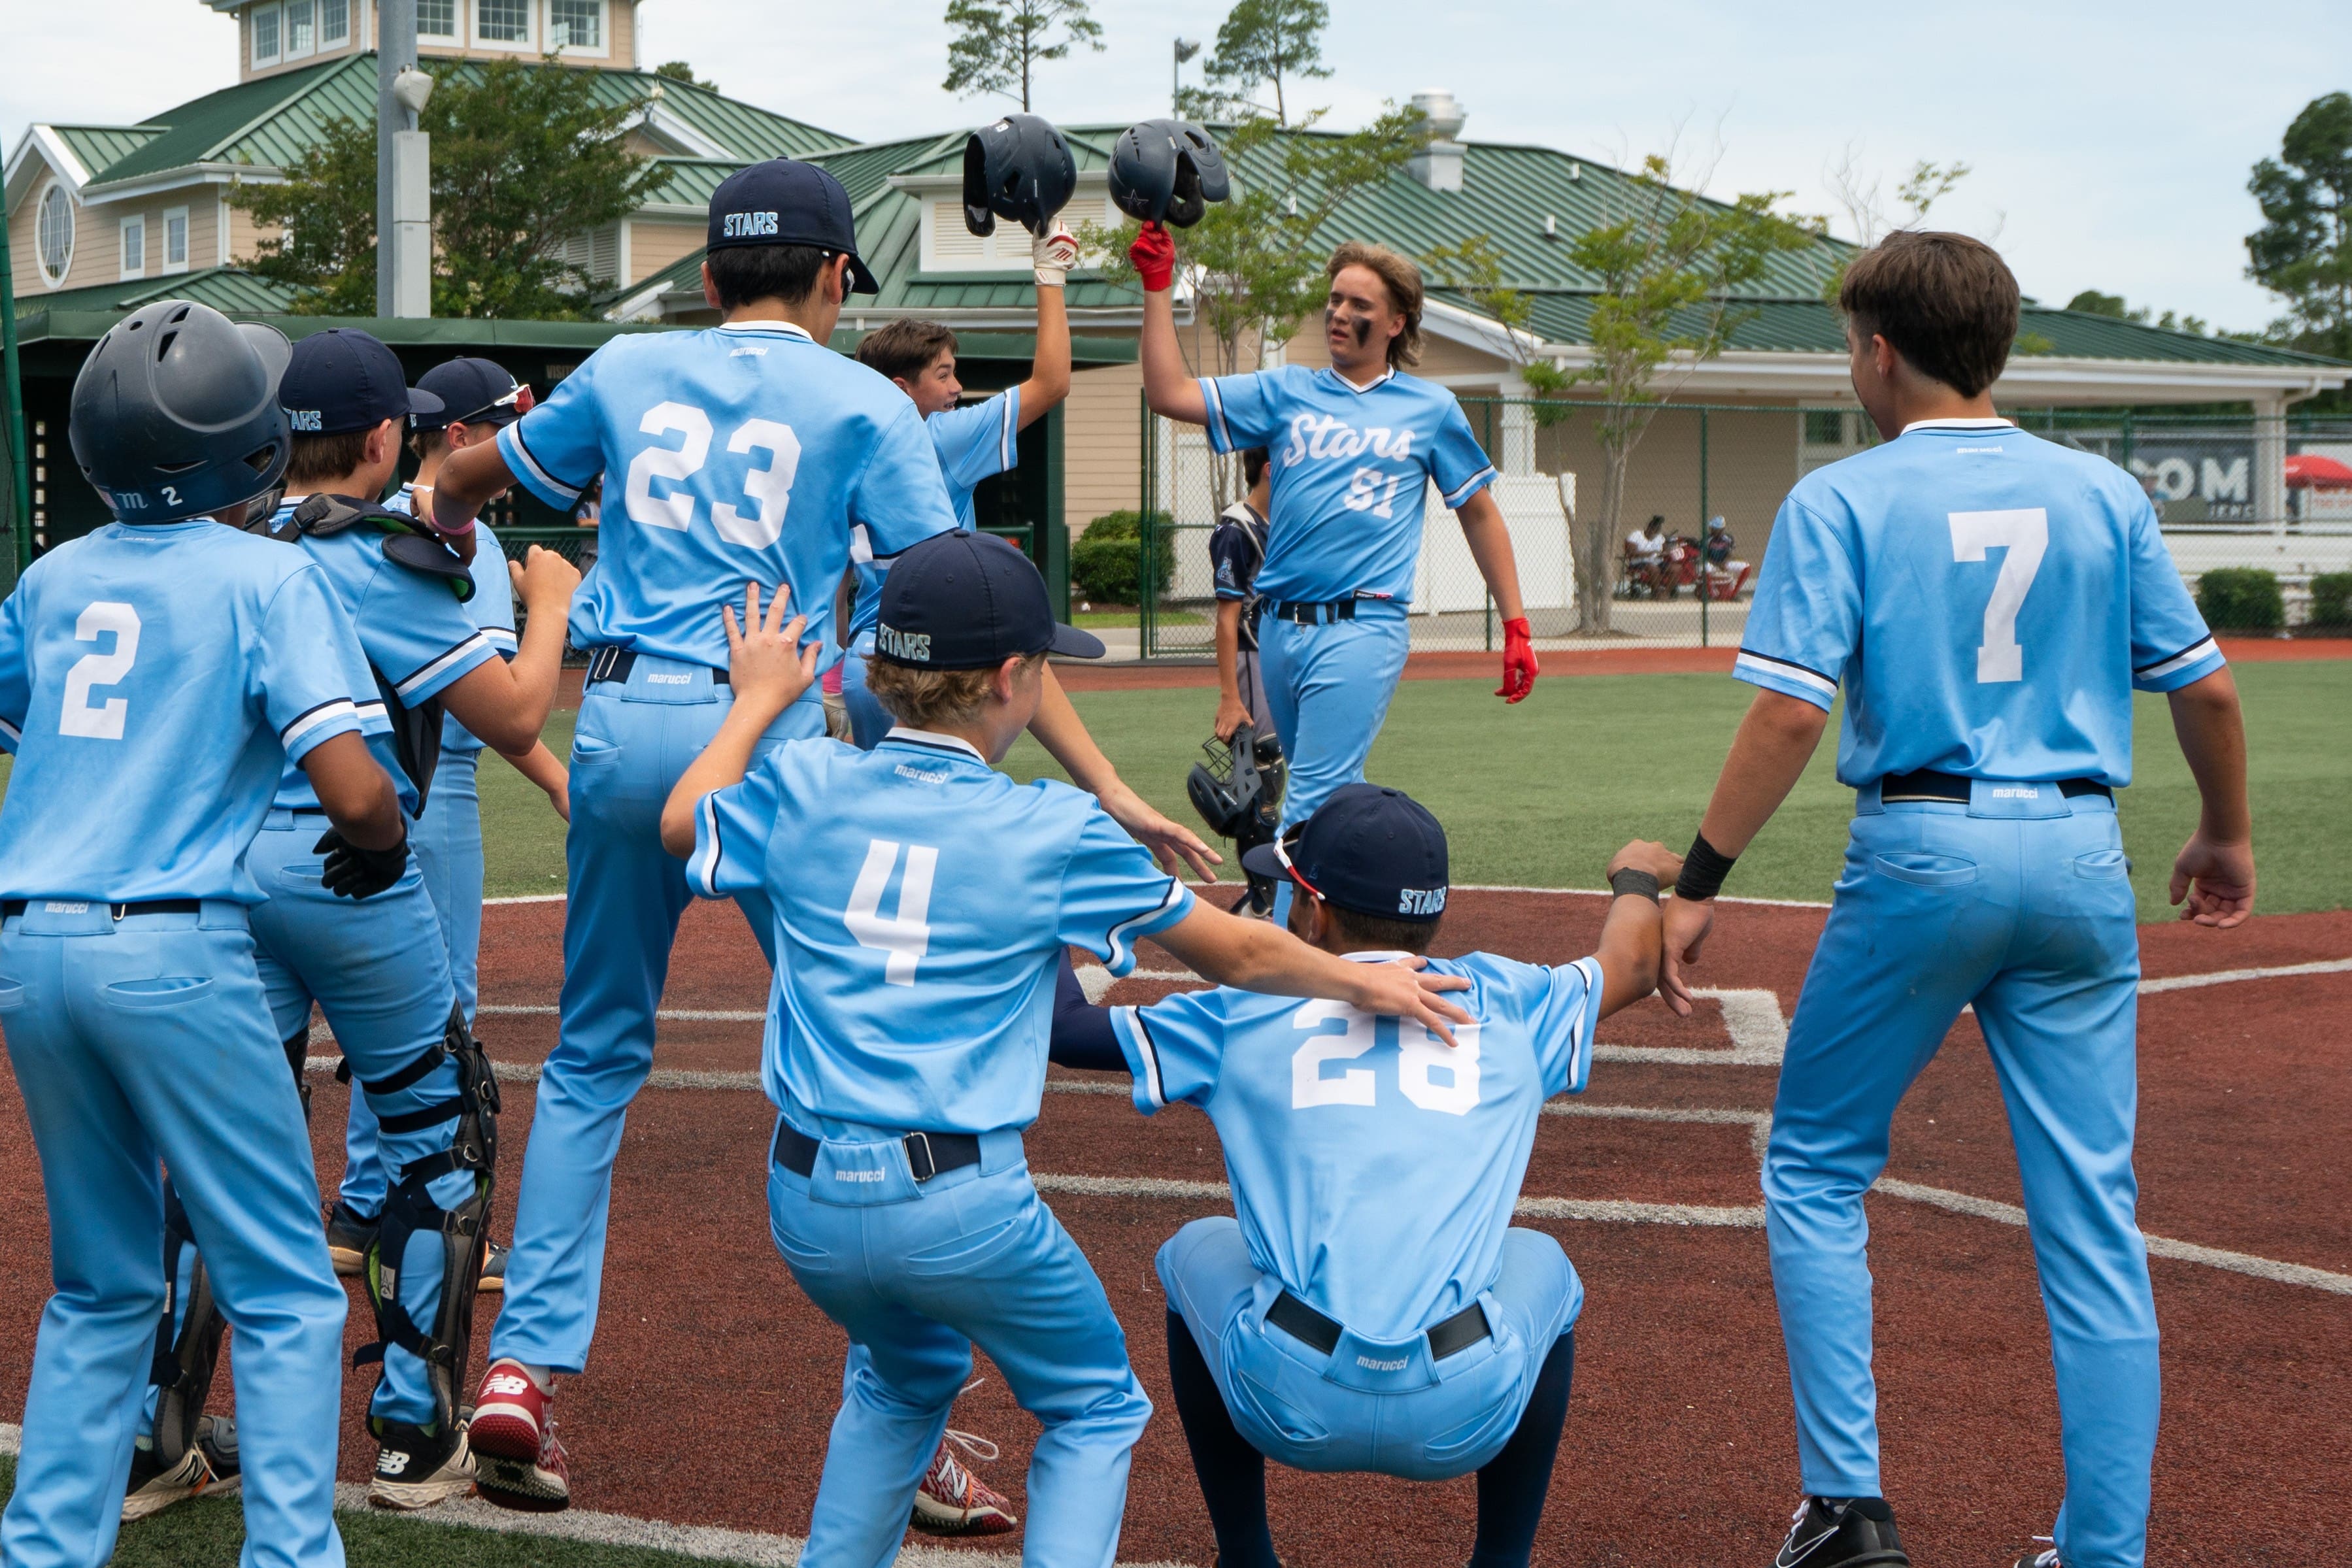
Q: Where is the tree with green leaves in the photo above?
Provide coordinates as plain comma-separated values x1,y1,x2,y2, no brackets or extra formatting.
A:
233,56,661,319
652,60,715,90
941,0,1103,112
1183,0,1330,125
2064,289,2210,337
2247,92,2352,361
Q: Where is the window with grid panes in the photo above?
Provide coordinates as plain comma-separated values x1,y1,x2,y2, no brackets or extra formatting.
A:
320,0,348,44
550,0,601,48
418,0,456,37
478,0,530,42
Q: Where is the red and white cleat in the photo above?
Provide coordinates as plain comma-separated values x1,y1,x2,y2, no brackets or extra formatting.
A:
909,1426,1017,1537
473,1419,570,1514
468,1358,550,1463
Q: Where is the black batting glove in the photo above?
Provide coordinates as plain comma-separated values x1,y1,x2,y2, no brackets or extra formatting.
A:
313,829,410,900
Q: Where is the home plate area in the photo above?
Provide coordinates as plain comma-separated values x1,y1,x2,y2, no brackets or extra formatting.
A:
2,893,2348,1565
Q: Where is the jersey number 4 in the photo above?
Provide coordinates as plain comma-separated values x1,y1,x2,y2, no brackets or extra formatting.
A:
1290,998,1481,1116
847,838,937,986
1948,509,2047,684
626,403,801,548
59,601,141,740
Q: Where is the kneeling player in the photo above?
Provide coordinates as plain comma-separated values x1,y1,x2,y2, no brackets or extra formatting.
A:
657,533,1471,1567
1057,786,1677,1568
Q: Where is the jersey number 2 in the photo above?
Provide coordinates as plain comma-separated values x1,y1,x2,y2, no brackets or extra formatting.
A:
1948,509,2047,684
626,403,801,548
59,601,141,740
847,838,937,986
1290,999,1481,1116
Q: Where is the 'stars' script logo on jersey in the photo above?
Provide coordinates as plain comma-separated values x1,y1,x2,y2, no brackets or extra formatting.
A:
1279,414,1415,468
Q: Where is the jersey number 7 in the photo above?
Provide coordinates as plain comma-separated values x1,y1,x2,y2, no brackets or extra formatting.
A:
1948,508,2047,684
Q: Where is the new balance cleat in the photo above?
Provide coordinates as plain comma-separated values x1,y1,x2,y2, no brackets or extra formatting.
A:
477,1239,509,1293
473,1422,570,1513
1774,1495,1909,1568
122,1416,241,1523
2013,1546,2062,1568
325,1200,379,1277
368,1420,475,1512
469,1358,550,1461
910,1427,1018,1537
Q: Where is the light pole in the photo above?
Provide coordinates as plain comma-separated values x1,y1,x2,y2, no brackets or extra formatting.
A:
1173,37,1200,117
377,0,433,318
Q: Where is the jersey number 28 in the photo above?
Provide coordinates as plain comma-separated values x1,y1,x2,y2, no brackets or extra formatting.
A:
1949,508,2047,684
626,403,801,548
1290,998,1481,1116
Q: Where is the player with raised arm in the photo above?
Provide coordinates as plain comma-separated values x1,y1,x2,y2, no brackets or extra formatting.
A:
427,157,1217,1512
1135,230,1538,924
1049,786,1677,1568
0,303,404,1567
654,532,1470,1568
1657,233,2253,1568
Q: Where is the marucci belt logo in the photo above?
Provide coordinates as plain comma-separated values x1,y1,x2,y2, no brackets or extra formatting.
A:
833,1169,886,1183
1355,1354,1409,1371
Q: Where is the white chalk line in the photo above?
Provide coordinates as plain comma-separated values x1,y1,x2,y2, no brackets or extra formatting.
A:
2136,957,2352,993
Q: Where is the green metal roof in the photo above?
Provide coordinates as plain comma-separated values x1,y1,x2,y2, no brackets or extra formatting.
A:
48,125,168,178
16,265,300,317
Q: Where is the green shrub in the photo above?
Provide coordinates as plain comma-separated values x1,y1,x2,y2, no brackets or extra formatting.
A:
2308,571,2352,630
2196,567,2284,632
1071,510,1175,605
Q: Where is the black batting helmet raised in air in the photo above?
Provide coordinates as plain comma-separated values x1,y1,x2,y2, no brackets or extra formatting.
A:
962,114,1079,238
70,299,292,525
1109,120,1230,228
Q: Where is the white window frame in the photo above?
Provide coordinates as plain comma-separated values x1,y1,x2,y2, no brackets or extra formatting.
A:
473,0,536,50
547,0,609,58
162,207,191,275
251,1,282,67
319,0,350,46
416,0,458,39
35,182,75,288
282,0,316,59
120,216,146,280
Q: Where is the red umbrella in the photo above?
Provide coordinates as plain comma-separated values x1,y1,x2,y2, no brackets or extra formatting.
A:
2284,452,2352,488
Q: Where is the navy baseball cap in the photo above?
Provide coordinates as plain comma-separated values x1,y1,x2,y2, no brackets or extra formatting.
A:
707,158,879,295
412,358,533,431
873,531,1103,669
1243,784,1451,924
278,328,441,436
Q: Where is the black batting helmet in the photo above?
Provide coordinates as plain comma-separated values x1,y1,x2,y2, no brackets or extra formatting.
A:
963,114,1079,239
1109,120,1231,229
70,300,292,525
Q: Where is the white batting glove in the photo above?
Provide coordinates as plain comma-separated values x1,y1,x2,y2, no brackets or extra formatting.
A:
1033,224,1079,290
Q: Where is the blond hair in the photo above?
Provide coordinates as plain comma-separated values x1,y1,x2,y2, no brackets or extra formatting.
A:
1326,242,1425,369
864,652,1045,731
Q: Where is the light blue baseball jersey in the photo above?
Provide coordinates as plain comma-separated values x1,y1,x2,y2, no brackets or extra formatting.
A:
845,388,1024,643
1197,365,1497,605
1734,418,2226,788
391,488,518,757
497,321,961,667
267,496,500,813
1113,951,1603,1341
0,520,381,902
688,727,1194,1134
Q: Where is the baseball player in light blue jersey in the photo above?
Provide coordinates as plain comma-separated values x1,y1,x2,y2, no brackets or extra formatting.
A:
1658,234,2256,1568
650,533,1471,1568
839,229,1075,749
0,303,405,1568
1046,786,1678,1568
234,328,583,1509
1137,234,1539,925
429,159,1218,1513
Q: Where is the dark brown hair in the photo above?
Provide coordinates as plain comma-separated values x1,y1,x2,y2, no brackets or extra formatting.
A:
857,319,959,384
1240,446,1269,488
1326,904,1443,956
1326,241,1424,369
286,429,374,488
1838,231,2020,398
706,243,833,311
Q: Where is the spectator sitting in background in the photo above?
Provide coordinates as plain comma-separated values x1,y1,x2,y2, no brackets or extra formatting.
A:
1704,516,1751,597
1625,515,1669,596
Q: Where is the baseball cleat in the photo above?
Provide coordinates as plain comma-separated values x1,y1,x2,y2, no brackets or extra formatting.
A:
1773,1495,1909,1567
909,1427,1018,1537
325,1200,379,1276
367,1420,475,1511
2013,1546,2062,1568
473,1424,571,1513
477,1239,509,1293
468,1358,550,1461
122,1415,241,1523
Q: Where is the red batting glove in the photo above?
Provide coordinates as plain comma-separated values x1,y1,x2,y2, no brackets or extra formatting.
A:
1128,222,1176,292
1496,617,1538,703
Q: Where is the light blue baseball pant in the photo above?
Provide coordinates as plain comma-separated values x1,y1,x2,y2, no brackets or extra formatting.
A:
1158,1216,1581,1481
1258,604,1411,929
490,659,818,1373
767,1118,1152,1568
0,904,348,1568
339,742,487,1219
246,813,475,1430
1764,784,2156,1568
840,644,891,752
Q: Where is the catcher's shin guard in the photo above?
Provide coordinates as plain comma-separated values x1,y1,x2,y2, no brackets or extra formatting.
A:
284,1026,312,1121
352,1003,499,1431
146,1182,227,1472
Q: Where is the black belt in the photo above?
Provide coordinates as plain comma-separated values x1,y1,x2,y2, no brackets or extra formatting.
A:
3,899,203,921
1268,599,1356,625
1266,1290,1492,1362
585,646,727,687
1879,769,2111,805
772,1121,983,1184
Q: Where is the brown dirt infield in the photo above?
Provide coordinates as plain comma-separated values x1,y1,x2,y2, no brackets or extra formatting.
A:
2,893,2347,1565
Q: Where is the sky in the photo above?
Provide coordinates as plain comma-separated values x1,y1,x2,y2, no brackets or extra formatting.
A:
8,0,2348,333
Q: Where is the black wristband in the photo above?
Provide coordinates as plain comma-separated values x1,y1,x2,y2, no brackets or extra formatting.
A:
1607,867,1660,903
1674,831,1737,902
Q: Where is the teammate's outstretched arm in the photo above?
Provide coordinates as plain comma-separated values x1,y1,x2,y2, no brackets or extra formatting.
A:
1014,224,1078,429
1132,225,1209,426
1027,667,1224,882
1454,489,1539,701
658,584,816,858
2165,666,2256,927
1593,841,1683,1018
1659,689,1832,1015
429,438,518,535
435,546,583,755
299,731,407,852
499,740,571,822
1152,899,1474,1046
